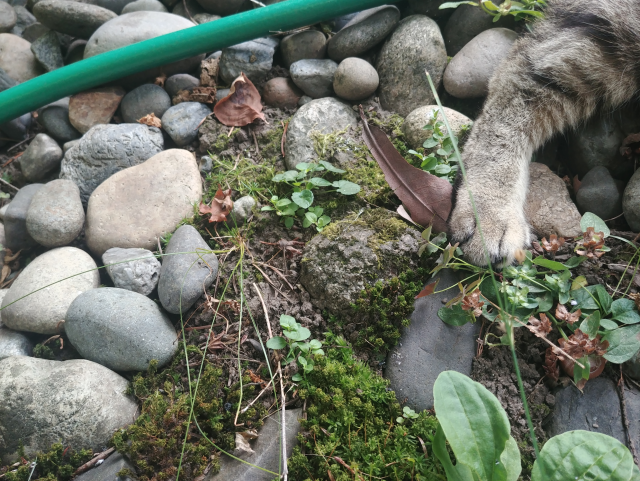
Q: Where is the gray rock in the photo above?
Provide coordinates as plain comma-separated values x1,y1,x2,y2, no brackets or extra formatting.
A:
332,12,358,32
121,83,171,123
284,97,357,170
66,287,178,371
11,5,36,37
546,377,626,444
158,224,218,314
4,184,43,251
300,208,422,314
377,16,447,117
121,0,167,13
408,0,450,19
625,349,640,382
228,195,255,225
207,409,301,481
192,12,219,24
60,123,164,204
0,328,33,360
525,163,582,238
199,155,212,173
0,66,17,92
0,111,31,141
576,166,623,220
0,204,9,222
103,247,160,296
63,139,79,152
33,0,117,39
403,105,472,150
289,59,338,99
193,0,243,16
26,179,85,247
85,149,202,256
333,57,379,101
0,2,17,32
165,73,199,98
74,453,136,481
21,22,49,42
280,29,326,68
0,289,8,326
65,38,86,64
37,97,81,143
623,168,640,232
262,77,302,109
171,0,204,19
19,133,62,182
443,3,514,56
161,102,211,146
443,28,518,99
83,0,137,14
215,88,229,102
0,33,43,83
30,30,62,71
1,247,99,334
327,5,400,62
219,37,277,85
624,385,640,456
84,12,202,84
68,86,125,134
386,270,479,410
0,356,138,463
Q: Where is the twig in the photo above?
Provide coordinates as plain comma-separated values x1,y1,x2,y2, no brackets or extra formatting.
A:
253,283,273,338
2,151,23,167
253,261,295,291
250,0,266,5
252,264,293,303
182,0,196,23
73,448,114,476
241,382,273,413
618,369,639,466
0,177,19,192
252,128,260,157
280,121,288,158
7,135,34,153
157,237,163,256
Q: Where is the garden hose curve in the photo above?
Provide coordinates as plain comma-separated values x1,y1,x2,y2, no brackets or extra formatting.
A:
0,0,391,125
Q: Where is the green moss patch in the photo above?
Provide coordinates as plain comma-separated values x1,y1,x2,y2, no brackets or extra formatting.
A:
2,443,92,481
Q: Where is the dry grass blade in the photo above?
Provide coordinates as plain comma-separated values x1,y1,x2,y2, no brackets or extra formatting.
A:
358,106,451,232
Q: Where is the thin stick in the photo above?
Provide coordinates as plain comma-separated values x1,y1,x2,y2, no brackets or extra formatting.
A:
253,283,273,338
7,135,34,153
73,448,115,476
157,237,163,256
241,381,273,413
0,177,19,192
253,261,295,291
252,264,294,303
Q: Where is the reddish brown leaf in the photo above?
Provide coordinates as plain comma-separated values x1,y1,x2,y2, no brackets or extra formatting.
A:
415,279,439,299
528,313,552,339
575,227,606,258
199,187,234,223
359,106,452,232
556,304,581,324
137,113,161,128
543,346,560,382
540,234,565,254
214,73,265,127
200,57,220,87
461,290,484,317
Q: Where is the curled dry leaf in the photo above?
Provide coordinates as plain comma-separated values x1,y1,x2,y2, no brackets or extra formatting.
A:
137,113,162,128
214,73,265,127
189,86,217,104
557,329,609,360
415,278,439,299
461,290,484,317
575,227,606,259
556,304,581,324
527,313,552,339
540,234,565,254
200,57,220,87
154,74,167,88
199,187,233,223
234,432,255,457
543,346,560,382
359,106,452,232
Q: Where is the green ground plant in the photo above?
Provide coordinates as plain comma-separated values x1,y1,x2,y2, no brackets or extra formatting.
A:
4,443,92,481
440,0,547,21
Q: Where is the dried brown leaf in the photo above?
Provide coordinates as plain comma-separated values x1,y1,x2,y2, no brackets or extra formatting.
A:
200,57,220,87
558,329,609,360
154,74,167,88
543,346,560,382
540,234,565,254
575,227,606,258
556,304,581,324
172,89,192,105
189,86,217,104
461,290,484,317
137,113,162,128
415,279,439,299
199,187,234,223
359,106,452,232
214,73,265,127
528,313,552,339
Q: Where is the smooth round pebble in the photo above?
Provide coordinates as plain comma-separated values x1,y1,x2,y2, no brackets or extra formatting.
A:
66,288,178,371
4,184,43,251
121,83,171,123
68,86,125,134
0,33,43,82
403,105,472,150
228,196,256,225
262,77,302,109
0,328,33,360
1,247,99,334
26,179,85,247
37,98,81,143
19,133,62,182
576,166,623,220
623,169,640,232
121,0,167,13
333,57,378,101
192,13,220,24
165,73,199,98
280,30,326,68
0,3,17,33
33,0,117,39
103,247,160,296
219,37,277,85
30,30,63,72
158,225,218,314
161,102,210,146
290,59,338,99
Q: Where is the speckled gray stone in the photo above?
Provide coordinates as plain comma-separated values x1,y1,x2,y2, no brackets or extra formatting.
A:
121,0,167,13
0,2,17,33
158,225,218,314
2,247,99,334
21,22,50,42
33,0,117,39
0,33,42,83
0,357,138,463
0,328,32,360
19,132,62,182
121,83,171,123
623,168,640,232
228,195,255,225
165,73,199,98
327,5,400,62
333,57,378,101
280,30,326,68
219,37,278,85
11,6,36,37
161,102,210,146
4,183,43,251
66,287,178,371
60,123,164,204
402,105,472,150
377,15,447,117
26,179,84,247
576,166,623,220
30,30,62,71
103,247,160,296
37,98,81,143
443,3,514,56
289,59,338,99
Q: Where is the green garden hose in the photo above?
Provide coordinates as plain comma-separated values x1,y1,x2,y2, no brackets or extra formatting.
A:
0,0,391,124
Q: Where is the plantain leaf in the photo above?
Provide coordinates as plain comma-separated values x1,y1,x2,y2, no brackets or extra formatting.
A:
531,430,637,481
432,424,476,481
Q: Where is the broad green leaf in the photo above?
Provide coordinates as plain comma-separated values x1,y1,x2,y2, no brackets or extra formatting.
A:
280,315,297,329
423,138,439,148
284,217,294,228
573,355,590,386
571,275,588,291
292,373,303,382
287,326,311,342
595,285,613,314
600,318,619,330
439,1,478,9
421,157,438,171
580,212,610,237
266,336,286,350
317,215,331,227
580,311,601,339
276,198,292,207
536,292,553,313
319,160,345,173
305,212,318,223
432,424,476,481
435,164,452,175
531,430,637,481
501,436,522,481
261,206,275,211
603,325,640,364
564,256,587,269
421,226,432,241
332,180,361,195
438,304,473,326
434,371,514,481
611,299,640,324
295,162,310,171
302,217,312,228
298,355,307,367
572,286,601,310
292,189,314,208
309,339,322,349
309,177,332,187
532,257,567,271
